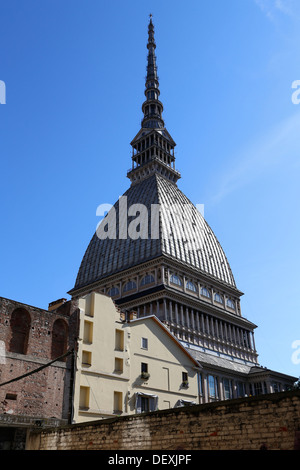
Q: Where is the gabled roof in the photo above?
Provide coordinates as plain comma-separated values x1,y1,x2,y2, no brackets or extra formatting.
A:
129,313,201,368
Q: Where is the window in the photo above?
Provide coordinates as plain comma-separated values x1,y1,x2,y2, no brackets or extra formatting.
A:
141,337,148,349
253,382,264,395
9,308,31,354
136,393,158,413
85,294,95,317
214,293,224,304
223,379,233,400
186,281,197,292
123,280,137,292
82,350,92,366
170,274,182,286
83,320,93,343
141,362,149,379
114,391,123,413
114,357,123,373
115,329,124,351
200,287,211,298
108,286,119,297
272,382,281,393
182,372,189,387
141,274,155,286
208,375,218,399
141,396,149,412
79,386,90,409
227,299,235,309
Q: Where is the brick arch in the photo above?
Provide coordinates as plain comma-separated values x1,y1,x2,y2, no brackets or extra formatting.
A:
9,308,31,354
51,319,68,360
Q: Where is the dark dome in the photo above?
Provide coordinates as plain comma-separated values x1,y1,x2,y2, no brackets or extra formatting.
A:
73,173,236,291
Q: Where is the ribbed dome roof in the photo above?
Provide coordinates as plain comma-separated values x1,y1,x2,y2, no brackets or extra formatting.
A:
73,173,236,291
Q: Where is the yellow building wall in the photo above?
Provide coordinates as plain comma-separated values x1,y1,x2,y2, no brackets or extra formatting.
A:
73,293,129,422
73,292,200,423
127,319,199,412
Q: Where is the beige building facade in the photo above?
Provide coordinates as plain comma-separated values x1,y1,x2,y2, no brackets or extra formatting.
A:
72,292,200,423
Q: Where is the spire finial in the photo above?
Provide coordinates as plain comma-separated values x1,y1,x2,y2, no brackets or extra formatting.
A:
141,14,164,129
128,17,180,185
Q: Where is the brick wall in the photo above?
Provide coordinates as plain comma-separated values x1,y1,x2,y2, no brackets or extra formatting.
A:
0,297,79,423
26,390,300,450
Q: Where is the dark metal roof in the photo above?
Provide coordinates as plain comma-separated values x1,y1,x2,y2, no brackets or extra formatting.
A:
73,173,236,291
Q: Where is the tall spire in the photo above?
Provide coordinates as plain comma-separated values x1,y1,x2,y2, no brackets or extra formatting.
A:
128,16,181,186
141,14,164,129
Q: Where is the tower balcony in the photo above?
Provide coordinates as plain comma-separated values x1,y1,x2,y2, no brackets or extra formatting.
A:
127,157,181,185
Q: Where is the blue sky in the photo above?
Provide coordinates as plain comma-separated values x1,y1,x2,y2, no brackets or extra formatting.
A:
0,0,299,378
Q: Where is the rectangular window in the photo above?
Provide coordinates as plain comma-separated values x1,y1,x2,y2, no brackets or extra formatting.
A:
208,375,218,399
141,337,148,349
114,357,123,373
85,294,94,317
136,393,158,413
82,350,92,366
198,373,203,396
114,391,123,413
79,386,90,409
83,321,93,343
223,379,233,400
182,372,188,383
141,396,149,412
115,329,124,351
254,382,263,395
141,362,149,379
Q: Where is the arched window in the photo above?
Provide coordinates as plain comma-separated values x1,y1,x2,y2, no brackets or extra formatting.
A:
108,286,120,297
170,274,182,286
123,280,137,293
141,274,155,286
9,308,31,354
51,319,68,360
214,293,224,304
227,299,235,309
200,287,211,298
186,281,197,292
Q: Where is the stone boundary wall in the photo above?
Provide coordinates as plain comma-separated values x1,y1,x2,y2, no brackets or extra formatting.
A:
26,390,300,451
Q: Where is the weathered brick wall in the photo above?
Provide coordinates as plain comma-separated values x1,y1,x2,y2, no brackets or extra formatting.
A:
0,297,79,422
26,390,300,450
